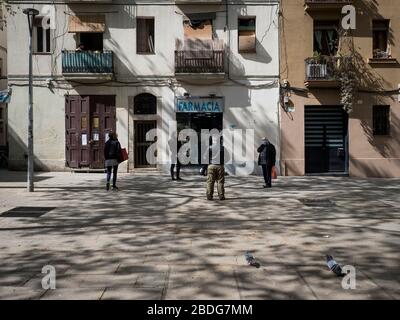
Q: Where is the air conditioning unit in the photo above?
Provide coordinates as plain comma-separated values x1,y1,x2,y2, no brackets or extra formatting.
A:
307,63,327,79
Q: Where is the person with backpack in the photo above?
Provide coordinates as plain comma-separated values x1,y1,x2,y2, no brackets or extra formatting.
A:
104,131,121,191
257,137,276,188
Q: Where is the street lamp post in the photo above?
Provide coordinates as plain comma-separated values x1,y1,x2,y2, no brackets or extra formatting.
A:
23,8,39,192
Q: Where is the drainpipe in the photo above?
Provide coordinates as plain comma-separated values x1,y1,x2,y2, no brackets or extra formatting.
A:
225,0,230,77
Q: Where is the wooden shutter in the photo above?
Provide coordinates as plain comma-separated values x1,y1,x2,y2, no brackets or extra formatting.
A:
69,15,105,33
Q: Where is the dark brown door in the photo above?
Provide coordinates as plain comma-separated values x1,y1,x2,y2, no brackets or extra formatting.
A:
89,96,116,169
134,120,157,168
65,95,90,168
65,95,116,169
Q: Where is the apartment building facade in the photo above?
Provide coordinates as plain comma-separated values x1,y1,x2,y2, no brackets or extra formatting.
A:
7,0,280,174
280,0,400,177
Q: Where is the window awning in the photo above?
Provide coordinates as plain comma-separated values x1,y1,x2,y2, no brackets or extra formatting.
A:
68,15,105,33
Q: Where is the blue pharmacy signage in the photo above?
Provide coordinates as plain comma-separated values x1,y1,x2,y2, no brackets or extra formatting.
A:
175,96,224,113
0,89,12,103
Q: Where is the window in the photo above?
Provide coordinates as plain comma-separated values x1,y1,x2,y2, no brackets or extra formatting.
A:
314,21,339,56
33,17,51,53
373,106,390,136
137,18,155,54
238,18,256,53
373,20,390,58
134,93,157,114
184,19,213,40
78,32,103,51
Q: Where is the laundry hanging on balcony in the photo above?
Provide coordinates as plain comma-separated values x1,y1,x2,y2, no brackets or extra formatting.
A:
68,15,106,33
0,88,11,104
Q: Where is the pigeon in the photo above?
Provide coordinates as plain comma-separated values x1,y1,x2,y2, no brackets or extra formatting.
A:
326,255,344,277
245,251,258,266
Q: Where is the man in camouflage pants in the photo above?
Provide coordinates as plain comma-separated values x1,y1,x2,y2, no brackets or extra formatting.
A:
206,137,225,201
207,164,225,200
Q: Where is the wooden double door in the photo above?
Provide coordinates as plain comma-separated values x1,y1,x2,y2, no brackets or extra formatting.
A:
65,95,116,169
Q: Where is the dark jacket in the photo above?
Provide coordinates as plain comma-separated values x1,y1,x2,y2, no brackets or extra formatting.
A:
257,142,276,166
104,139,121,160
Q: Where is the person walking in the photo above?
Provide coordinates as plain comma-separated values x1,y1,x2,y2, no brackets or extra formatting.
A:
104,131,121,191
257,137,276,188
206,136,225,201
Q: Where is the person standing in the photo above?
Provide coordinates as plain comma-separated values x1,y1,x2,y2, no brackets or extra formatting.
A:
104,131,121,191
169,134,182,181
257,137,276,188
206,136,225,201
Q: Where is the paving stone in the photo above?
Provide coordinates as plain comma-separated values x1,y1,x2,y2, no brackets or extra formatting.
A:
295,266,393,300
101,287,162,300
40,288,104,300
0,286,45,300
0,172,398,300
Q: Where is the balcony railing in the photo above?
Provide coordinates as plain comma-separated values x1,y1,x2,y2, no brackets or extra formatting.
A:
62,50,113,74
305,55,341,81
175,50,225,74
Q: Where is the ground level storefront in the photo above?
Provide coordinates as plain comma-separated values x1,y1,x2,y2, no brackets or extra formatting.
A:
7,81,280,175
280,90,400,178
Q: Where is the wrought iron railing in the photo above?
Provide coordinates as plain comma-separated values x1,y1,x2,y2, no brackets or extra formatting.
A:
62,50,113,74
305,56,341,81
175,50,225,74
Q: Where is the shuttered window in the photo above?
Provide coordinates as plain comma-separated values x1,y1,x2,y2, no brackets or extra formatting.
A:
238,18,256,53
373,106,390,136
137,18,155,54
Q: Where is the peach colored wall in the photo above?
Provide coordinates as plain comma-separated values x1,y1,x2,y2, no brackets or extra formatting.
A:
280,0,400,177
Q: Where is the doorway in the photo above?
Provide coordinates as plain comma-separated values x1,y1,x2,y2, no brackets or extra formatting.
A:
305,105,348,174
134,120,157,168
176,112,223,165
65,95,116,169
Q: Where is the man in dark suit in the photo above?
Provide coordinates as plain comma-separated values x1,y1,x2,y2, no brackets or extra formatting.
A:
257,137,276,188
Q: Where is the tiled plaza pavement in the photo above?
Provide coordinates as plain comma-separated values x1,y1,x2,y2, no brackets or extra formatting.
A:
0,170,399,300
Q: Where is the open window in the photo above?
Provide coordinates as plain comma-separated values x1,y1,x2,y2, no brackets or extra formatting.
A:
373,20,390,59
313,20,339,56
68,15,105,51
238,18,256,53
78,32,104,51
33,17,51,53
134,93,157,115
137,18,155,54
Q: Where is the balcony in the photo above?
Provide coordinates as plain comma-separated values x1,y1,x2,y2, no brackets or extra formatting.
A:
305,55,341,88
175,50,225,79
62,50,113,80
305,0,352,12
